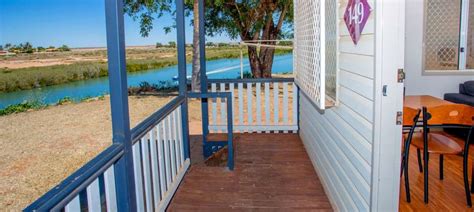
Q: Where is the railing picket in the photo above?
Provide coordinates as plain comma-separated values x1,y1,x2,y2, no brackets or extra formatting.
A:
140,135,153,212
86,178,101,212
211,83,217,132
156,123,167,198
176,107,184,167
283,82,289,133
64,196,80,212
273,82,280,133
246,82,253,132
149,128,161,208
220,83,227,132
173,110,181,169
265,82,270,133
132,142,145,211
292,83,298,133
238,83,244,131
168,116,177,178
104,166,117,212
256,82,262,133
163,119,172,188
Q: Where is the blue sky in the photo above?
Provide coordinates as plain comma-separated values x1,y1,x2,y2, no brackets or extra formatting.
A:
0,0,234,48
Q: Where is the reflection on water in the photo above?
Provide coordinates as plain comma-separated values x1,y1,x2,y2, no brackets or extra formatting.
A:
0,54,293,109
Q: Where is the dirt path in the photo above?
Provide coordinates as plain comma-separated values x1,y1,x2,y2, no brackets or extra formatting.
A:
0,96,202,210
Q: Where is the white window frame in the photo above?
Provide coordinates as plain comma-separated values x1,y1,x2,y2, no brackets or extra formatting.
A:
423,0,474,75
293,0,338,110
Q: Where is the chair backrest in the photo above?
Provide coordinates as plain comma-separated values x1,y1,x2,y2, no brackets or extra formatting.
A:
423,104,474,127
403,107,421,127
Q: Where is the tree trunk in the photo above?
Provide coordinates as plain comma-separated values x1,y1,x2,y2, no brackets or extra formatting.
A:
247,46,261,78
191,0,200,92
259,44,276,78
246,46,276,78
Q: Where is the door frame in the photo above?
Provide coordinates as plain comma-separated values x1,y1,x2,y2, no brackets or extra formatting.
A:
371,0,406,211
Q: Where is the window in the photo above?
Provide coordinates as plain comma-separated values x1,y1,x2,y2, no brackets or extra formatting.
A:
294,0,338,110
424,0,474,72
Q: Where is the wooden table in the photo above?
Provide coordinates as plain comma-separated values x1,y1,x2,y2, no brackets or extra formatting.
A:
404,95,454,109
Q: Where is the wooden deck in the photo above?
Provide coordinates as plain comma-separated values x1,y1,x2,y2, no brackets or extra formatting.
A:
167,134,332,211
399,144,474,211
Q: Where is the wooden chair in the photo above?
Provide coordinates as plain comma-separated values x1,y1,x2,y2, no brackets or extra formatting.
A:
401,107,421,203
410,104,474,206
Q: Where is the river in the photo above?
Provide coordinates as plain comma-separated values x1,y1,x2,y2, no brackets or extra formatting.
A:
0,54,293,109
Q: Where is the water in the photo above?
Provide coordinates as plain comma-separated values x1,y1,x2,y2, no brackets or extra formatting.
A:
0,54,293,109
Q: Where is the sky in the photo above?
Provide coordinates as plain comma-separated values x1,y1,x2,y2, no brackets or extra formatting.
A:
0,0,234,48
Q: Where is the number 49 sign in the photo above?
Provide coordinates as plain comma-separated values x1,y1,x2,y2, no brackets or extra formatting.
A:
343,0,372,45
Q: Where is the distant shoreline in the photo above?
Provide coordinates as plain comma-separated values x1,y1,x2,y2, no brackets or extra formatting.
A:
0,47,292,93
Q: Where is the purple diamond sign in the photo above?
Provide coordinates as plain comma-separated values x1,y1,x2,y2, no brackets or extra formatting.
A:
343,0,372,45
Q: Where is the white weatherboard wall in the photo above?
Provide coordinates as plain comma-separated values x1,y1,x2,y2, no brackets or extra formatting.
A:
299,0,375,211
405,0,474,98
299,0,405,211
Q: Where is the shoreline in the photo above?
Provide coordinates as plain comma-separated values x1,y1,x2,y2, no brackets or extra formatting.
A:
0,48,292,93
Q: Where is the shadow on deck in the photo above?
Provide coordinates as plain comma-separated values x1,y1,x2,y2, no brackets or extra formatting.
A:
168,134,332,211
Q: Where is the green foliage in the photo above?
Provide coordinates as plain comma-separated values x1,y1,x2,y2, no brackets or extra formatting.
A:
58,45,71,51
156,42,163,48
168,41,176,48
128,81,178,95
57,96,73,105
241,71,253,79
217,43,229,47
3,43,72,53
123,1,293,40
0,101,45,116
123,0,293,78
0,45,3,51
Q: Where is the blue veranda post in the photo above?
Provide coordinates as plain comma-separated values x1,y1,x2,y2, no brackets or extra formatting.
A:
176,0,191,159
198,0,210,157
104,0,137,210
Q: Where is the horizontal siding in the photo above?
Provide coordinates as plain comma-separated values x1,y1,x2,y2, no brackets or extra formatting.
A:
298,0,375,211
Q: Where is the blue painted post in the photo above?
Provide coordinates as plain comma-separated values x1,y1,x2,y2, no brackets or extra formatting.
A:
198,0,210,157
104,0,136,211
105,0,137,211
176,0,190,159
226,94,234,170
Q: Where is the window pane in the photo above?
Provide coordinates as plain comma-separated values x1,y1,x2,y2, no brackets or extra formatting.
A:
424,0,461,70
467,0,474,69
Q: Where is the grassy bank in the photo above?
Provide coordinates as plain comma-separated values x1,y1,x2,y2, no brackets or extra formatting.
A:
0,47,292,93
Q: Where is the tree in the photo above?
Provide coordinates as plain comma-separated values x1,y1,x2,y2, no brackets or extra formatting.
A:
37,46,46,52
22,42,34,53
156,42,163,48
0,45,3,51
124,0,293,78
168,41,176,48
58,45,71,51
4,43,11,50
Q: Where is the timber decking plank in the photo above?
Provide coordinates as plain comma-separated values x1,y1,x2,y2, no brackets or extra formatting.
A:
167,134,332,211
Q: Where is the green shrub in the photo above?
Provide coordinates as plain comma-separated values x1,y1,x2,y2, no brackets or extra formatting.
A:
57,96,73,105
0,101,45,116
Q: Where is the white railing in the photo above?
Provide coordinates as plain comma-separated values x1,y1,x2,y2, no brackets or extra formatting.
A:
26,96,189,212
208,78,299,133
132,102,189,212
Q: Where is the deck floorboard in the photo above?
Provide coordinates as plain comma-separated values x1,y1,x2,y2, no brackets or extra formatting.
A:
168,134,332,211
